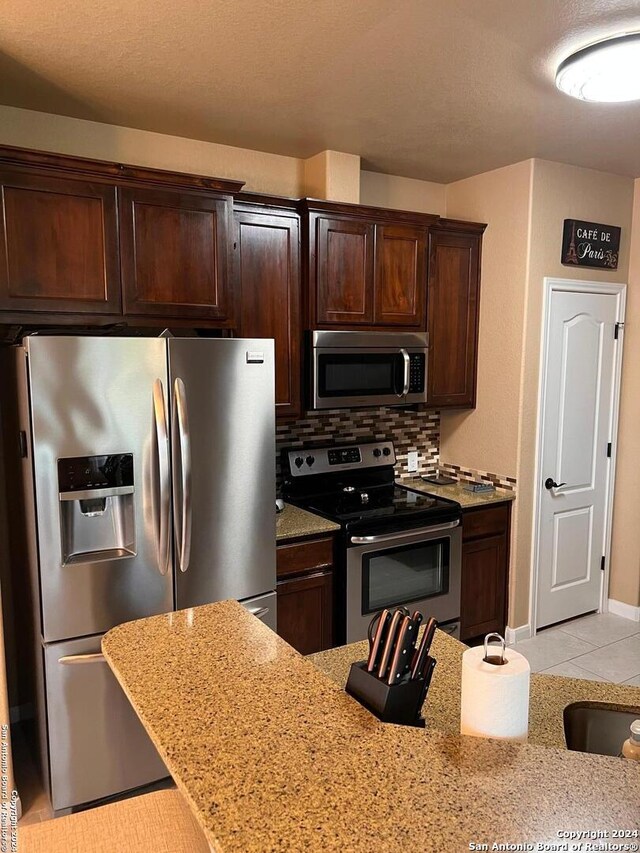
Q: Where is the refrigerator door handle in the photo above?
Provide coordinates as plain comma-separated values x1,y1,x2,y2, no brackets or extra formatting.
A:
58,653,105,665
172,377,192,573
246,606,269,619
152,379,171,576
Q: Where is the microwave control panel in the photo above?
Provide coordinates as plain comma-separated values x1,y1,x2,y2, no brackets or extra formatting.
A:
408,354,426,392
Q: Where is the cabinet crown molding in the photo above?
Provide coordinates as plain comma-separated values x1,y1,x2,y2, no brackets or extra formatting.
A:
0,145,245,195
301,197,440,226
433,218,487,234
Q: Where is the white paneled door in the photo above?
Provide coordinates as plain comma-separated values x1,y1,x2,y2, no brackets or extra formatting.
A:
536,281,625,630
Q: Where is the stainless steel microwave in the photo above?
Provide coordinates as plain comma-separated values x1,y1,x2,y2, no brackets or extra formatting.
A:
311,330,428,409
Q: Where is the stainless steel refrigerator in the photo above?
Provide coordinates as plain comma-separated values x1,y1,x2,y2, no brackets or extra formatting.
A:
8,335,276,813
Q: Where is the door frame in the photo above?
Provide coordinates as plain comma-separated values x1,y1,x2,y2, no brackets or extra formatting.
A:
530,277,626,636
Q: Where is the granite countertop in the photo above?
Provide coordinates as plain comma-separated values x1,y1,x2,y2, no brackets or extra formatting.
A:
401,477,516,508
311,633,640,751
103,601,640,853
276,502,340,542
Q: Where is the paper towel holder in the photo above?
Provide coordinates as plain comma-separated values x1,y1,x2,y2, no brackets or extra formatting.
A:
483,633,507,666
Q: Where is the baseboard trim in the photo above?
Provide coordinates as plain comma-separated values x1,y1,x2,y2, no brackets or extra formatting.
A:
505,624,532,644
9,702,35,725
608,598,640,622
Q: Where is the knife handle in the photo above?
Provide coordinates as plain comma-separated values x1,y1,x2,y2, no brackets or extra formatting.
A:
420,656,437,702
411,617,438,680
387,615,411,685
378,610,402,680
367,609,391,673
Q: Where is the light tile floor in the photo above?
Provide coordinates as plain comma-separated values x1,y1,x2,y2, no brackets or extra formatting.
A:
510,611,640,683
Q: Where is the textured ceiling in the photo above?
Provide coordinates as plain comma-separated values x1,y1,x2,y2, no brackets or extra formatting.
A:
1,0,640,182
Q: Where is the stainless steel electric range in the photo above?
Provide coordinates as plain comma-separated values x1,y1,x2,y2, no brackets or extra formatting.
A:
281,441,462,644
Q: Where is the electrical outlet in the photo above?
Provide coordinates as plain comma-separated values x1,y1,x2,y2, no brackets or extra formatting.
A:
407,451,419,473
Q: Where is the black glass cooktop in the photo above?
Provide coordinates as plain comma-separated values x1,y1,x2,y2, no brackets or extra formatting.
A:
304,484,459,523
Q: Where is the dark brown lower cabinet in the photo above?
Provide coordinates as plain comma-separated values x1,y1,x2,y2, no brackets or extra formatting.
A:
276,535,334,655
460,503,511,643
277,570,333,656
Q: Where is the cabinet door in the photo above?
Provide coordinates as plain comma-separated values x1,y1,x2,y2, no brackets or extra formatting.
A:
314,216,374,325
461,533,507,641
427,229,481,407
374,223,427,327
0,171,120,314
119,187,232,321
276,570,333,655
235,209,301,418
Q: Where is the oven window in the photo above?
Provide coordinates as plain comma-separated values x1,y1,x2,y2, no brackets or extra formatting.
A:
362,539,450,614
318,354,403,398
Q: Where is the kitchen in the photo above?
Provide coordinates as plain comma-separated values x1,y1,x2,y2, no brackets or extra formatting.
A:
0,1,639,850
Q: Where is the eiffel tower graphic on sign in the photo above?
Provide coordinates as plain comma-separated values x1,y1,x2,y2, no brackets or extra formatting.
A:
564,221,579,264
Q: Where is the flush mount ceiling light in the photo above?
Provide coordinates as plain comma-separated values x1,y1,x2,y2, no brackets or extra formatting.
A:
555,32,640,102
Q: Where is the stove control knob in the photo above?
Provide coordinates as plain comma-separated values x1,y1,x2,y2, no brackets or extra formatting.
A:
305,455,315,467
360,492,369,503
294,456,304,469
382,447,391,457
373,448,382,458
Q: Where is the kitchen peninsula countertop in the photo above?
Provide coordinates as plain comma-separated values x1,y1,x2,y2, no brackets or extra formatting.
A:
276,502,340,541
311,634,640,751
103,601,639,853
401,476,516,508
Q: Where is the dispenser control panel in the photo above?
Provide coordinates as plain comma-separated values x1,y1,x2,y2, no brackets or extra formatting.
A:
57,454,134,494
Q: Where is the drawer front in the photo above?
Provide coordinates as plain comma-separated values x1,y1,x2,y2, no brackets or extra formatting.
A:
44,634,166,811
462,503,510,541
277,536,334,579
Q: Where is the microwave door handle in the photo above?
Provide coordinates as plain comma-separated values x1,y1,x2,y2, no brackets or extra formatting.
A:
398,348,410,397
350,520,460,545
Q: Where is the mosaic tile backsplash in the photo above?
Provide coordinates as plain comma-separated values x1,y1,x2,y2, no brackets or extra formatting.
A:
276,407,440,490
438,462,517,492
275,407,518,494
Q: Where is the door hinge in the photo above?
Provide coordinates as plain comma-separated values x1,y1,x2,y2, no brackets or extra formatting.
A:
614,322,625,339
18,430,28,459
601,555,606,572
607,442,612,458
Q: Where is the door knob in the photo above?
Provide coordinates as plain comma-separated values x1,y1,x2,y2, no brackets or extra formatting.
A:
545,477,567,490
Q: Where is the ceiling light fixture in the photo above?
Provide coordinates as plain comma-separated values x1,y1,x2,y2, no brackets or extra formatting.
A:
555,32,640,102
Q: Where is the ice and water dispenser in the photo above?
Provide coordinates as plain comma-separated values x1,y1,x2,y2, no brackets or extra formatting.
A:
57,454,136,564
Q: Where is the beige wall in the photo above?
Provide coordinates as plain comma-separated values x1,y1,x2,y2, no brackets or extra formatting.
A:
609,178,640,609
514,161,634,624
442,161,533,478
360,170,446,215
0,104,307,195
443,158,635,627
304,150,361,203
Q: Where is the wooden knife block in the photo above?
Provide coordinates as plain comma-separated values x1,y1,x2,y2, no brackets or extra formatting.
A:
345,661,429,727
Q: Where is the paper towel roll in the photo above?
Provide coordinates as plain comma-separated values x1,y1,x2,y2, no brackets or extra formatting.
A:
460,644,530,741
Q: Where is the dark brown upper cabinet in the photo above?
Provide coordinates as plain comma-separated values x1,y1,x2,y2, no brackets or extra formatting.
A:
315,216,375,325
0,145,244,326
0,170,120,315
427,220,486,408
304,200,437,331
234,194,302,419
119,187,234,322
374,223,427,326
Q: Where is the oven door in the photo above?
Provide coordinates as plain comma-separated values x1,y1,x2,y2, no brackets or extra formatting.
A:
345,521,462,643
312,346,427,409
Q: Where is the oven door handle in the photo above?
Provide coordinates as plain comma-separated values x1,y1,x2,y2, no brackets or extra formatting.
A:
350,519,460,545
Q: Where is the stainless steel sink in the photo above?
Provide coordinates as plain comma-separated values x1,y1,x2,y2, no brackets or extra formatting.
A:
564,702,640,757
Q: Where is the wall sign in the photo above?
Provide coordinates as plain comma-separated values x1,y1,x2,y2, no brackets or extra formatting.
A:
561,219,620,270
